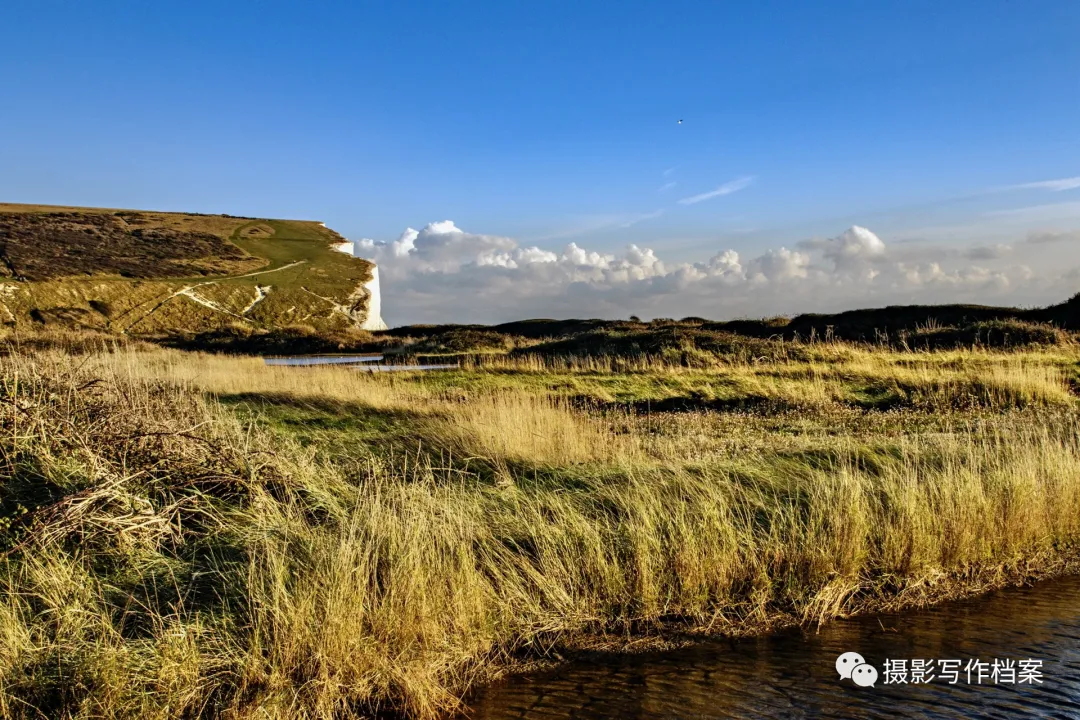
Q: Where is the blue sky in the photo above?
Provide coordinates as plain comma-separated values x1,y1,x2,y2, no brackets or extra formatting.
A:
4,1,1080,322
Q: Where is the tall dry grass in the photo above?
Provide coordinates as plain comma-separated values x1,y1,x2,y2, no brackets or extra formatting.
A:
1,348,1079,718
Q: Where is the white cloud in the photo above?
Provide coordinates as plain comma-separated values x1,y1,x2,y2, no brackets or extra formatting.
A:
658,181,677,193
677,176,755,205
343,222,1075,325
391,227,418,257
698,249,743,278
747,247,810,282
799,225,886,275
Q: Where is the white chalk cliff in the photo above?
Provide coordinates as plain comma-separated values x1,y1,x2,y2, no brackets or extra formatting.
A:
334,241,388,330
359,265,388,330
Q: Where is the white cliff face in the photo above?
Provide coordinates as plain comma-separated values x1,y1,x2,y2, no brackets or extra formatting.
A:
334,241,388,330
360,265,388,330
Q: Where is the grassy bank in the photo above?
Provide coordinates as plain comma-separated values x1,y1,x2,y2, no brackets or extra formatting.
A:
2,343,1080,718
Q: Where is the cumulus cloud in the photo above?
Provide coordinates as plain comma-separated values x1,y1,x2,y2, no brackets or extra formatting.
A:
798,225,886,277
677,176,755,205
746,247,810,282
341,221,1073,325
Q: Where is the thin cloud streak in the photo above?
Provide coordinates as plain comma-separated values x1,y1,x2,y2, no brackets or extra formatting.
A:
619,209,665,228
677,176,755,205
1009,177,1080,192
529,209,666,241
986,200,1080,218
658,181,676,193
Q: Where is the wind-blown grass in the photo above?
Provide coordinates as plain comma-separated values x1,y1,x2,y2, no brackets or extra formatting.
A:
2,345,1080,718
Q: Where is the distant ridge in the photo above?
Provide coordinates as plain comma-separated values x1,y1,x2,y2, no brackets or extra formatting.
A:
380,295,1080,347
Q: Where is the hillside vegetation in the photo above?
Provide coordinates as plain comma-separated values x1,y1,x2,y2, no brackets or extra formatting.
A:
2,338,1080,718
0,203,378,336
377,294,1080,357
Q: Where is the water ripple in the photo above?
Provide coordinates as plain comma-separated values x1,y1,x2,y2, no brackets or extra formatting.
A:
468,576,1080,719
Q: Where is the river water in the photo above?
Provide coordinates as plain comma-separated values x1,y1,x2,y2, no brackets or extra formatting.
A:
263,355,458,371
467,576,1080,719
263,355,383,366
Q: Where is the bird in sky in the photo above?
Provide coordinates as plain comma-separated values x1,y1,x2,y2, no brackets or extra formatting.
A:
677,119,683,124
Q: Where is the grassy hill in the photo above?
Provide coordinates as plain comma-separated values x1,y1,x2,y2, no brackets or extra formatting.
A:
0,203,378,336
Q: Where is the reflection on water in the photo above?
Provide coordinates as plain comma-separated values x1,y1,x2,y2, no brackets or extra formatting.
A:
263,355,458,372
468,576,1080,719
359,364,459,372
264,355,383,366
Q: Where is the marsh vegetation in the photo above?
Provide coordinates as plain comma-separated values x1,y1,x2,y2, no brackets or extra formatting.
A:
2,332,1080,718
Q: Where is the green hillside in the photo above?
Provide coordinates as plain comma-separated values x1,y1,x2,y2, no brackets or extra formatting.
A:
0,203,378,336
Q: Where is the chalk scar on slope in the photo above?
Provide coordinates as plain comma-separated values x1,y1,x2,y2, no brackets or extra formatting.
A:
298,286,364,322
231,260,307,280
177,287,248,320
0,284,19,324
118,260,307,331
241,285,271,315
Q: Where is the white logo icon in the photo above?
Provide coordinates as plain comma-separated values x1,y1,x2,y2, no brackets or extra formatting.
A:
851,663,879,687
836,651,866,680
837,652,877,688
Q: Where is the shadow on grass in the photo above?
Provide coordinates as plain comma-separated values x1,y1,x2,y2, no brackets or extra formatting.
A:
216,392,658,493
570,393,815,415
218,392,541,487
219,392,424,442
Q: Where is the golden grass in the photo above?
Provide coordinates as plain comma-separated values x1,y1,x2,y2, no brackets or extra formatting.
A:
1,346,1079,718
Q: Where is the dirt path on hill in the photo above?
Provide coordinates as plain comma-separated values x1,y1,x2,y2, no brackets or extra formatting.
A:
113,260,308,332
